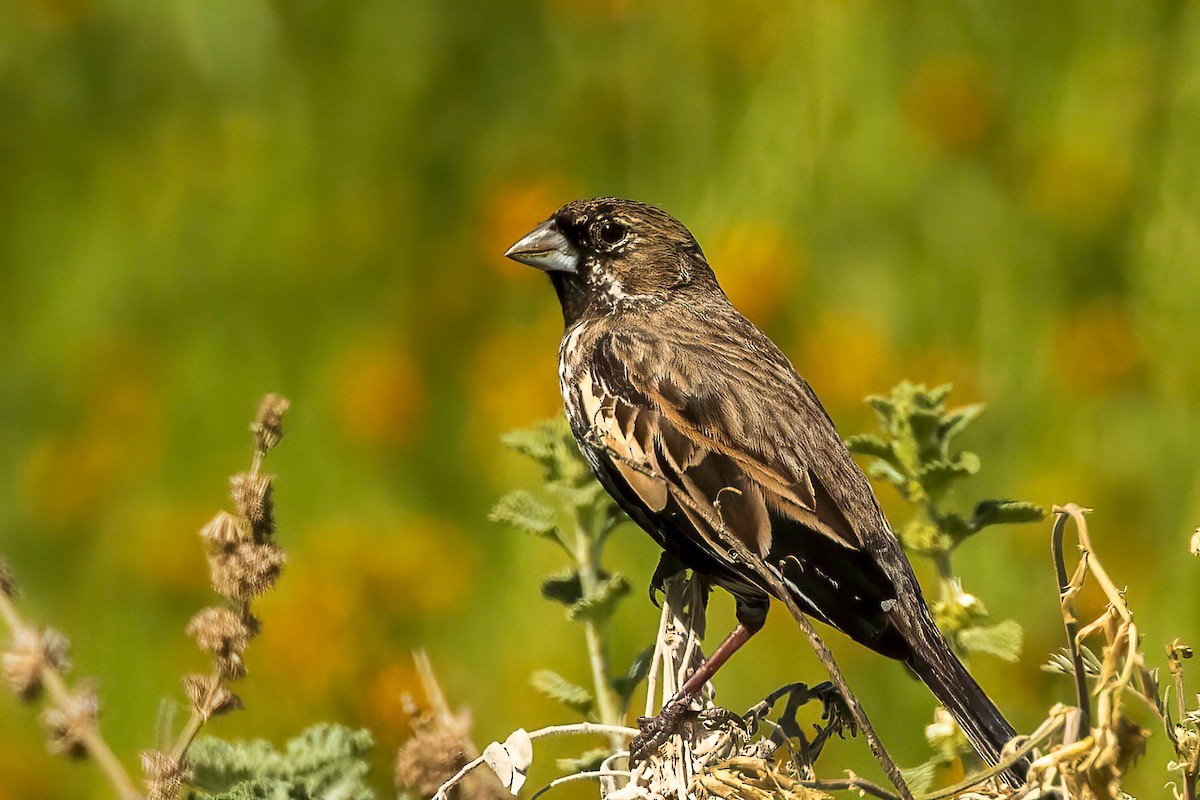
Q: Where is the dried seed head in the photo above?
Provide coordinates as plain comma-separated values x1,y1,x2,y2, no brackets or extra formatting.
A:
251,394,290,454
42,686,99,759
0,559,16,598
3,627,71,700
200,511,249,547
142,748,190,800
395,726,469,797
186,608,257,680
183,674,242,719
230,473,274,536
208,541,286,602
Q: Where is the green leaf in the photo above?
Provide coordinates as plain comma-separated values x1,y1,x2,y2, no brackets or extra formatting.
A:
917,383,954,409
501,422,560,466
900,757,947,796
556,748,609,772
908,408,944,461
611,644,655,704
866,460,907,488
541,569,584,605
919,452,980,495
568,573,631,623
969,499,1045,531
938,403,984,447
865,395,897,429
530,670,594,716
959,619,1024,662
545,481,605,508
845,434,900,467
489,490,557,537
188,724,375,800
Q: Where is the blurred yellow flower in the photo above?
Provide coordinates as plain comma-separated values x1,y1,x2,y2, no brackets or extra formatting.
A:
360,660,422,736
1051,298,1143,393
110,504,210,593
17,0,91,28
905,345,982,405
903,56,994,155
478,179,575,280
707,221,803,325
0,740,55,800
22,339,163,527
544,0,638,22
466,312,562,454
1028,143,1131,236
794,310,894,411
330,339,424,451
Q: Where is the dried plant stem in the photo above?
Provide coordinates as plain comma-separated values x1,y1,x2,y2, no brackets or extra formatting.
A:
168,671,218,762
1051,507,1092,741
777,591,913,799
0,592,142,800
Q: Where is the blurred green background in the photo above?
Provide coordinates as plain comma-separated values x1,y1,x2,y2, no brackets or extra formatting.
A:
2,1,1199,797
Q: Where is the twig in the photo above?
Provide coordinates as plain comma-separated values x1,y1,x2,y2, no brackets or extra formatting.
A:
431,722,639,800
530,769,635,799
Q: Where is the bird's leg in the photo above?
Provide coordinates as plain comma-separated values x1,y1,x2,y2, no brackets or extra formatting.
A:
630,618,762,762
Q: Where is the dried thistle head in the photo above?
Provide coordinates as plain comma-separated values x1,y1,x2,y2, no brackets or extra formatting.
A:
183,673,242,719
251,394,290,455
199,511,250,547
395,724,469,797
207,540,286,603
0,558,16,598
41,686,99,758
142,748,190,800
186,608,257,679
3,627,71,700
230,473,274,537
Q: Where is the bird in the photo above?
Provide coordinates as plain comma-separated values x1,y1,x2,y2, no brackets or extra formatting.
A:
505,197,1026,786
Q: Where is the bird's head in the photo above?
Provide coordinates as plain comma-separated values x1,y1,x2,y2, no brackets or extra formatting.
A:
504,197,717,320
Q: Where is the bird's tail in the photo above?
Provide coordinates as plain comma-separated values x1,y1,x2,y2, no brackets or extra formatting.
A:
903,616,1027,788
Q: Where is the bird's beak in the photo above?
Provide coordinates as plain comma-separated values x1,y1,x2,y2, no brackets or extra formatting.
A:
504,219,579,274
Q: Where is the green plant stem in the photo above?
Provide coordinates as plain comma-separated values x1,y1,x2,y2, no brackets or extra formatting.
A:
0,592,143,800
572,518,624,752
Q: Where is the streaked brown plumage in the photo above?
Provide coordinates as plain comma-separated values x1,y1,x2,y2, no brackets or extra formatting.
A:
506,197,1025,784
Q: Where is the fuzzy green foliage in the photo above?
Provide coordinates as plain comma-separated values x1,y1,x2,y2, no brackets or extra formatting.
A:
847,383,1044,663
186,724,374,800
492,418,649,740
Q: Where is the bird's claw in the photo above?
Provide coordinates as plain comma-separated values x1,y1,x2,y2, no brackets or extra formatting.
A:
629,696,696,763
647,552,687,607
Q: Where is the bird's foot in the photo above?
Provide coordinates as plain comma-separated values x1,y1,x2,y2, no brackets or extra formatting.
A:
629,694,697,763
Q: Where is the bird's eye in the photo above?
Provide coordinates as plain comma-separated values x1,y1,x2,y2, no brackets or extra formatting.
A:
596,221,627,246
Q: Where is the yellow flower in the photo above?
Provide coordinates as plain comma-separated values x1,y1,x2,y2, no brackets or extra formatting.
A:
1051,298,1143,393
903,56,994,155
1029,143,1131,236
465,314,563,484
330,338,424,451
478,178,575,280
794,311,894,412
707,221,803,325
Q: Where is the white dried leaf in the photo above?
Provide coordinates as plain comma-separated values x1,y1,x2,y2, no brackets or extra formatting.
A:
482,728,532,795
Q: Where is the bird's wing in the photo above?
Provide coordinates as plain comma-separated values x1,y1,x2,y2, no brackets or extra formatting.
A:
578,329,863,560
